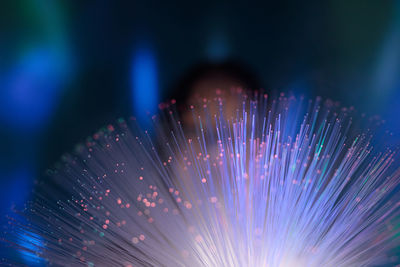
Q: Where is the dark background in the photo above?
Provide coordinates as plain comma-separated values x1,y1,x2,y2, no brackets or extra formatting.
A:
0,1,399,264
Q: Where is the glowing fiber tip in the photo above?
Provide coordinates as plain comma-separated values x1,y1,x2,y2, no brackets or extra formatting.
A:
5,91,400,266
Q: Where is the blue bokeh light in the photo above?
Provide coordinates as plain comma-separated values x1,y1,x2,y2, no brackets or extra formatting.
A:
17,230,45,266
207,32,230,62
0,46,68,132
131,45,159,128
371,1,400,110
0,167,33,215
0,167,45,266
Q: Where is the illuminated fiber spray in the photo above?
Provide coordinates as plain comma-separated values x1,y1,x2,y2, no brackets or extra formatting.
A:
5,91,400,266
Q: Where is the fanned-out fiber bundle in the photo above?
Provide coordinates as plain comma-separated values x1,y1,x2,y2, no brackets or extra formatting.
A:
5,91,400,266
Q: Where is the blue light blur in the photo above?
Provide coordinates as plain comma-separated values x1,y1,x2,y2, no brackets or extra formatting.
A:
372,1,400,109
207,34,229,62
206,30,230,62
0,167,33,215
286,79,311,97
17,231,45,266
370,2,400,146
131,45,159,128
0,166,44,266
0,47,67,132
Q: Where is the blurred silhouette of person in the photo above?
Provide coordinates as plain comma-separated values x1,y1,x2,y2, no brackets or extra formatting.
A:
167,60,261,131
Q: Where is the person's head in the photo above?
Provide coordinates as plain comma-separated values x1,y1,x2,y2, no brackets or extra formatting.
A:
168,61,261,128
